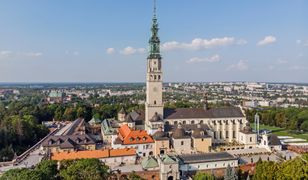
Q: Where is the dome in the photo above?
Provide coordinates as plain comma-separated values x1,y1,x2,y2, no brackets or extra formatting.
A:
192,124,207,138
243,122,253,133
172,124,186,139
150,112,162,122
153,131,165,138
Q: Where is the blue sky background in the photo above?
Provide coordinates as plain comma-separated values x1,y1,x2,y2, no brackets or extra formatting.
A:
0,0,307,83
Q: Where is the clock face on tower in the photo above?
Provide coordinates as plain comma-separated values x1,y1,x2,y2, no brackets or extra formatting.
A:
153,87,158,92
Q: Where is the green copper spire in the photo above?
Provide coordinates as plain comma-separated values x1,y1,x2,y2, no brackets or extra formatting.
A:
148,0,161,59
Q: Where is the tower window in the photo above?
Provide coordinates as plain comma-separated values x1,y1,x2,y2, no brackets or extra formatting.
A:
154,100,157,105
183,121,186,125
158,75,160,80
154,75,157,80
181,141,184,145
191,120,195,124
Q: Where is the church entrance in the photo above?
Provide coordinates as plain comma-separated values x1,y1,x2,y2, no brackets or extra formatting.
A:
167,176,174,180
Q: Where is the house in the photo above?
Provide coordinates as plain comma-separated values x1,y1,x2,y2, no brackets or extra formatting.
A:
41,134,96,153
238,122,257,148
260,133,282,151
112,124,154,157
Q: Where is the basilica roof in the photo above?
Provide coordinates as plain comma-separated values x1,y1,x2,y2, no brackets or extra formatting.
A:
164,107,244,119
172,125,190,139
178,152,236,164
191,124,209,138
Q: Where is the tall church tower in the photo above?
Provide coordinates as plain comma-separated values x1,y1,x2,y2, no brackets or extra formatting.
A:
145,0,164,134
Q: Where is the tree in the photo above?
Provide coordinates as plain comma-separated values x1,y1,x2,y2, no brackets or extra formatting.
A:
128,171,145,180
224,164,238,180
59,159,109,180
300,120,308,132
0,168,44,180
254,161,278,180
193,171,215,180
35,160,58,180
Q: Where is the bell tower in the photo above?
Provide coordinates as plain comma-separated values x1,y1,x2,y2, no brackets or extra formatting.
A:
145,0,164,134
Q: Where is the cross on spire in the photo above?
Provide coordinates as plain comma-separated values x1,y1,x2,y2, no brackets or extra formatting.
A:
153,0,157,18
148,0,161,59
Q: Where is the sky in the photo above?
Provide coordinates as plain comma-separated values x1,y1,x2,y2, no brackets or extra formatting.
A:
0,0,307,83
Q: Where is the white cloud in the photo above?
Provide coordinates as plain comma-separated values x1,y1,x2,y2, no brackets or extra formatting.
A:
161,37,242,51
0,50,12,58
289,65,307,70
106,48,115,55
65,50,79,56
257,36,277,46
236,39,248,45
296,40,302,45
186,54,221,64
227,60,248,71
268,65,275,70
120,46,145,55
73,51,79,56
25,52,43,57
276,58,288,64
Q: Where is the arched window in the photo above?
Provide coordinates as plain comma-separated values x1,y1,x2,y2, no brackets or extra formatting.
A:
200,120,204,124
154,75,157,80
191,120,195,124
183,121,186,124
174,121,178,125
158,75,161,80
154,100,156,105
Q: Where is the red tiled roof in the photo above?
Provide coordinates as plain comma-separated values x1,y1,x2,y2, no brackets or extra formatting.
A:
51,148,136,161
118,125,154,145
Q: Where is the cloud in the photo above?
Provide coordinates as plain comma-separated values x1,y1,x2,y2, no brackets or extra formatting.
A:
24,52,43,57
296,39,308,46
289,65,307,70
276,58,288,64
296,40,302,45
227,60,248,71
0,50,12,57
257,36,277,46
120,46,146,55
161,37,243,51
106,48,115,55
65,50,79,56
186,54,221,64
236,39,248,45
268,65,275,70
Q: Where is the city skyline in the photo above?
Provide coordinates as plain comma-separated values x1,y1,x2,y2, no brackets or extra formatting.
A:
0,0,308,83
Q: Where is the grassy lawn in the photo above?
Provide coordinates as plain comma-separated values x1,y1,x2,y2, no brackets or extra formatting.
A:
253,124,308,141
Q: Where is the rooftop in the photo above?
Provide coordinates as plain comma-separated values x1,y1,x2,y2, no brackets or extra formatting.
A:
117,124,154,145
164,107,245,119
51,148,136,161
178,152,236,164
